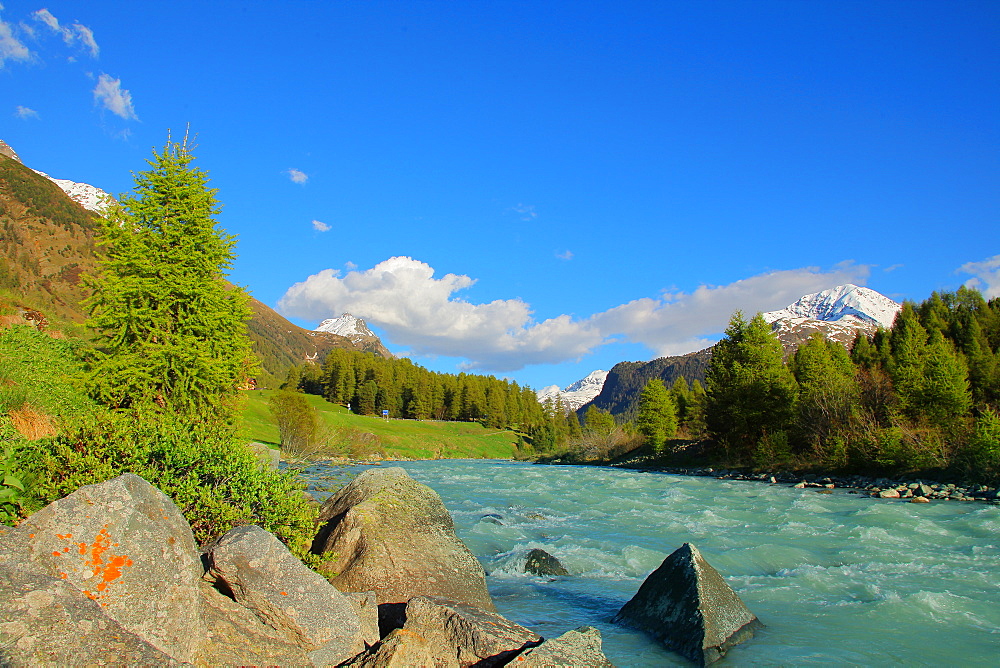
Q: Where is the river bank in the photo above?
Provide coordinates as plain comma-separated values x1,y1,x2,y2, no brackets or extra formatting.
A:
535,445,1000,505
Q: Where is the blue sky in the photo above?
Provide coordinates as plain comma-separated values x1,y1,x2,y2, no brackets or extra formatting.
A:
3,1,998,391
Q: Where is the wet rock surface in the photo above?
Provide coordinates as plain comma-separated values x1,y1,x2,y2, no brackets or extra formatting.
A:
613,542,763,666
523,548,570,577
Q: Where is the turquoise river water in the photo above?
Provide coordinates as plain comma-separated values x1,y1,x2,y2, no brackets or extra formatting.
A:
299,459,999,666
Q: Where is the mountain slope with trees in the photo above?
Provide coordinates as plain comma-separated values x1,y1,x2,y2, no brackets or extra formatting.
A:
0,143,390,383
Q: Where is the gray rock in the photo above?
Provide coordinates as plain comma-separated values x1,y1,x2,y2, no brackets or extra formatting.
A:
612,543,763,666
524,548,570,577
0,473,203,662
205,524,364,666
401,595,541,666
515,625,615,667
313,467,495,611
196,579,313,666
342,627,456,667
0,563,179,666
347,590,382,649
877,488,901,498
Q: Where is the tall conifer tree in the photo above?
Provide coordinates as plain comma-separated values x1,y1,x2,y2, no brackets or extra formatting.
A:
86,132,256,419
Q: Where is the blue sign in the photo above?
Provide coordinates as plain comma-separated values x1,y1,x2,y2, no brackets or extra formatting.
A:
382,410,389,417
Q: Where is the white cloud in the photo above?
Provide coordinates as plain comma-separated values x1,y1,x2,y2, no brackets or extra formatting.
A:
958,254,1000,299
286,168,308,184
31,8,60,33
14,105,37,119
512,203,537,221
32,9,98,57
92,73,137,120
0,15,31,66
278,256,871,372
556,249,573,261
73,23,98,57
312,219,331,232
588,263,871,357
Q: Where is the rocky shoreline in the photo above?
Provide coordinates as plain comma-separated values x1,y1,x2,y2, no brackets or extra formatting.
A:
599,457,1000,505
0,465,770,666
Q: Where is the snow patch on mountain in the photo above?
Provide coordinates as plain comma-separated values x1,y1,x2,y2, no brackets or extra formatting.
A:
537,369,608,411
763,284,901,329
316,313,377,342
33,169,113,213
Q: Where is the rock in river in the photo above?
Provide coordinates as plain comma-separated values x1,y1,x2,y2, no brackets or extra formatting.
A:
312,466,496,611
613,542,762,666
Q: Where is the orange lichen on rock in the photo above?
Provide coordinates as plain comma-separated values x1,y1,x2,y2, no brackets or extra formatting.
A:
54,527,134,604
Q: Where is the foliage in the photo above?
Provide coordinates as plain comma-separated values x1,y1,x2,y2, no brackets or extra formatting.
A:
0,325,96,423
0,445,28,525
705,311,798,463
582,404,616,435
635,378,677,452
268,390,333,460
957,408,1000,481
286,348,550,446
17,412,317,556
85,134,256,420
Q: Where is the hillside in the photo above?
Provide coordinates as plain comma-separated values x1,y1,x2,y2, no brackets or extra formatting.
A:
581,349,712,419
0,144,392,383
241,389,519,460
0,153,100,325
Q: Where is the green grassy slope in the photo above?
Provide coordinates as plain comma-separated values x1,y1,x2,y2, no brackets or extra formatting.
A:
240,390,519,460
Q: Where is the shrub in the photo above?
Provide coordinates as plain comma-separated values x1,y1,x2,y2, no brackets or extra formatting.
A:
17,412,318,559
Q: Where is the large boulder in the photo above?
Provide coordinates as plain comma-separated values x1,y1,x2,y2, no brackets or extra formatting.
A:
613,543,762,666
204,524,365,666
515,626,615,667
313,467,495,611
195,579,314,666
0,473,204,662
0,563,178,666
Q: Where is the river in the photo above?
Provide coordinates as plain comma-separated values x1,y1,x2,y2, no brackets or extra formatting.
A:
298,459,999,666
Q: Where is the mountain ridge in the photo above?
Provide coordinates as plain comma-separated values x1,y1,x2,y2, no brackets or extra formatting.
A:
579,284,901,418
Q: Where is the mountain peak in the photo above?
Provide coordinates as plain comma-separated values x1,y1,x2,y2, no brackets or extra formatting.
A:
0,140,20,163
763,284,900,330
316,313,376,339
537,369,608,411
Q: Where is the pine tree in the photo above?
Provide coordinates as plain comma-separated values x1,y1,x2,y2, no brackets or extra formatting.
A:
583,404,616,435
86,132,256,420
635,378,677,452
706,311,798,460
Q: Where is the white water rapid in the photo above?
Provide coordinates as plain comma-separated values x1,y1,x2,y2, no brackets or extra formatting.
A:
298,460,999,666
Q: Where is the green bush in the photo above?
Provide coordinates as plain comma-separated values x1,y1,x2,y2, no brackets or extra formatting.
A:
17,412,318,559
957,409,1000,482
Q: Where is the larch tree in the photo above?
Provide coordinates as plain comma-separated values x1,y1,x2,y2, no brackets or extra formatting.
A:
86,132,256,420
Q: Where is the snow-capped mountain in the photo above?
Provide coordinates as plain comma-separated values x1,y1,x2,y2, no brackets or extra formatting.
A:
763,284,901,351
537,369,609,411
763,284,900,329
314,313,394,359
316,313,376,341
32,170,113,213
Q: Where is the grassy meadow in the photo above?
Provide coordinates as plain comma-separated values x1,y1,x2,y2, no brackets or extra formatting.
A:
240,389,520,460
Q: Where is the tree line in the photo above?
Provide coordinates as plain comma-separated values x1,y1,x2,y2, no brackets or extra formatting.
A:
609,287,1000,481
282,348,550,436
